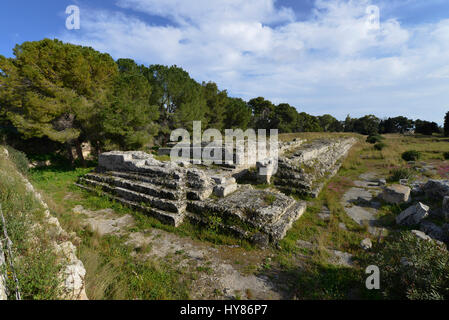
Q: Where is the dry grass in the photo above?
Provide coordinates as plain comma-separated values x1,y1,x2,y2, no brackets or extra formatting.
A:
279,132,362,143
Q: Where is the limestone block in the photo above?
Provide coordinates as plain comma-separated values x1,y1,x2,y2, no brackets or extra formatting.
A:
381,184,411,204
214,182,238,198
396,202,429,226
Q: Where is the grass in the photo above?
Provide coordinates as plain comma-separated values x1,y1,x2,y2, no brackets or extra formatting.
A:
0,146,63,300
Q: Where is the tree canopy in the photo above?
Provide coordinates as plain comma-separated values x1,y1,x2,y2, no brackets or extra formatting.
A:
0,39,444,163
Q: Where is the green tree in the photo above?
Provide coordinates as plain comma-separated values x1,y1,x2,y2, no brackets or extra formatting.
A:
0,39,118,164
380,117,414,134
318,114,343,132
415,120,440,136
145,65,207,140
223,97,252,130
353,115,380,135
248,97,276,129
203,81,228,131
444,112,449,137
344,115,355,132
272,103,298,133
99,59,159,151
296,112,323,132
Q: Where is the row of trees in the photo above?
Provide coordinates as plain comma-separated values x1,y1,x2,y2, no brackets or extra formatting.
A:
0,39,444,164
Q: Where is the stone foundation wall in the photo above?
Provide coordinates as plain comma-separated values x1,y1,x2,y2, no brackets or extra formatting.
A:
274,138,357,197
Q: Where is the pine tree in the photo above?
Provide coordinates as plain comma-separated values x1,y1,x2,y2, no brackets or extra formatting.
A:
444,111,449,137
0,39,118,164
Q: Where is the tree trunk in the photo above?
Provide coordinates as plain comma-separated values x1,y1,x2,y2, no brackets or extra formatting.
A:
74,139,86,167
66,143,75,167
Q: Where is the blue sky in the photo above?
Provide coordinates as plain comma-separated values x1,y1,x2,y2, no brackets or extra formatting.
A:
1,0,449,124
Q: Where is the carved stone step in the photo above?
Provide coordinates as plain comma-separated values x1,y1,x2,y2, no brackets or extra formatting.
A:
264,201,307,241
104,171,182,190
79,178,186,214
75,183,185,227
85,173,183,200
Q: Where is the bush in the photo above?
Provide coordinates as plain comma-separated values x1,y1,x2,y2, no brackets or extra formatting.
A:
402,150,421,162
443,152,449,160
4,145,29,175
363,231,449,300
389,167,414,182
366,135,383,144
374,142,386,151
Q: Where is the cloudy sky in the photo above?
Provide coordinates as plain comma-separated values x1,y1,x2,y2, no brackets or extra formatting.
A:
1,0,449,123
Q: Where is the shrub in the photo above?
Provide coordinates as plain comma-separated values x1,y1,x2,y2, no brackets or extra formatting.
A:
402,150,421,162
443,152,449,160
4,145,29,175
374,142,386,151
366,135,383,144
363,231,449,300
389,167,414,182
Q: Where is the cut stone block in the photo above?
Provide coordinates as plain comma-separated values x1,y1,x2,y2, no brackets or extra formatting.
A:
396,202,429,226
214,182,238,198
257,158,276,184
381,184,411,204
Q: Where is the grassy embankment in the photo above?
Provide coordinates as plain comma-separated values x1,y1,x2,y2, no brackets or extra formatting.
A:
0,146,62,300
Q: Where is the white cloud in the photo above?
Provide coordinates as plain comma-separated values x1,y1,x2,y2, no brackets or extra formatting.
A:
60,0,449,123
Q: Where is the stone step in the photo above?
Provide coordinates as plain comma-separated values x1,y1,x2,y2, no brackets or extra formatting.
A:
265,201,307,241
85,173,183,200
79,178,186,214
105,171,182,189
75,183,185,227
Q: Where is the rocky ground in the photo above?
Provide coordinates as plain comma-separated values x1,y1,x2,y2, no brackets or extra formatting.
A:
341,172,385,236
72,204,284,300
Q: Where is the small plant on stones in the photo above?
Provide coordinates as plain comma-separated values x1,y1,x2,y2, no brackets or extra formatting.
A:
264,194,276,206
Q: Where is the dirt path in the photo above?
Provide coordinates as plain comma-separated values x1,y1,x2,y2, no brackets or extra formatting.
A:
72,205,285,300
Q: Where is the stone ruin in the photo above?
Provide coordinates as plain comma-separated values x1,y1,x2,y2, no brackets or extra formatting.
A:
76,137,356,245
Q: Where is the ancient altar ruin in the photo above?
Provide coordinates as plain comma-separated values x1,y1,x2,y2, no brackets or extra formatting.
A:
77,137,356,244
